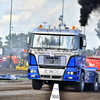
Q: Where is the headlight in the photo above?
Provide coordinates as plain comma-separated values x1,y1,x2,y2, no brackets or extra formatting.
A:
67,71,71,75
71,72,74,75
30,70,36,73
67,71,77,75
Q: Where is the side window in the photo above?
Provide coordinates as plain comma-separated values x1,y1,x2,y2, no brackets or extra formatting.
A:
29,34,34,47
79,37,83,49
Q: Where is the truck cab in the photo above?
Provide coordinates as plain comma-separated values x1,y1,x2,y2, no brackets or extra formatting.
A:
27,25,98,92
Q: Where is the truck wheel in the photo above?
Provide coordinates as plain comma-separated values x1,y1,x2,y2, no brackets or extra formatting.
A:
32,80,42,90
74,72,85,92
89,73,99,91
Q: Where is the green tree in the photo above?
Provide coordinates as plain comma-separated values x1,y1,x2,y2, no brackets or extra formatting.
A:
15,33,28,48
0,37,2,47
5,34,10,47
5,33,29,48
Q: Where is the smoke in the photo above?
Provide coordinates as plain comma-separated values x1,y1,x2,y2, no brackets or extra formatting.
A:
78,0,100,26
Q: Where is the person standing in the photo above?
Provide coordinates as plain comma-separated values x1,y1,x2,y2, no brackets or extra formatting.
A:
3,55,7,68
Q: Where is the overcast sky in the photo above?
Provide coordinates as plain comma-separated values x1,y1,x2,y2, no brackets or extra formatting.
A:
0,0,100,49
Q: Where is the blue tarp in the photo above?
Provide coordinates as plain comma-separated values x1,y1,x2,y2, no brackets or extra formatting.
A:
0,73,27,80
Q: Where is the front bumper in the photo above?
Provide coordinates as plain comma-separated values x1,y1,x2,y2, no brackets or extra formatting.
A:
28,66,79,82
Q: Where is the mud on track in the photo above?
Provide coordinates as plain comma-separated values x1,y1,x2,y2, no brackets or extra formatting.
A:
0,80,100,100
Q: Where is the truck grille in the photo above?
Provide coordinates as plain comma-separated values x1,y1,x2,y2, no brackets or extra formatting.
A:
39,66,65,69
38,55,66,66
41,75,62,79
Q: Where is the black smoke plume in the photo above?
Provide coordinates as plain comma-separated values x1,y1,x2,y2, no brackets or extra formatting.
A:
78,0,100,26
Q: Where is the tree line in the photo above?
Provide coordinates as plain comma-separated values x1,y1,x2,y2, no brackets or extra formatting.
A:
0,32,30,48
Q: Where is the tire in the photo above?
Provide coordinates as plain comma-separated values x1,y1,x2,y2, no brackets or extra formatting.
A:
32,80,42,90
74,72,85,92
89,73,99,91
5,58,10,68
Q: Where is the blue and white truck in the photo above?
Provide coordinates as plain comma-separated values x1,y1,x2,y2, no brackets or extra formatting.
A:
27,25,99,92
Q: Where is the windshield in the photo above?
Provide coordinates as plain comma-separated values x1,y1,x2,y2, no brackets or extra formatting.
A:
31,34,78,50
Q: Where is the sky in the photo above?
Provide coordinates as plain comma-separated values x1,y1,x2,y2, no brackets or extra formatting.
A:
0,0,100,49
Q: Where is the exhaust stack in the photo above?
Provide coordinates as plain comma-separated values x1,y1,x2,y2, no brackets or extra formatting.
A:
81,26,85,34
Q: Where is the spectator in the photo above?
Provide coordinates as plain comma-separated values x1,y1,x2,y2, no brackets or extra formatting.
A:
3,55,7,68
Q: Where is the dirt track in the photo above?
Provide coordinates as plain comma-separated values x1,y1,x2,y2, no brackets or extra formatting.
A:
0,68,100,100
0,68,27,75
0,80,100,100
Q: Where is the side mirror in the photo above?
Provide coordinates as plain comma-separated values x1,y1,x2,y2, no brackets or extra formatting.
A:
83,39,87,47
27,37,30,45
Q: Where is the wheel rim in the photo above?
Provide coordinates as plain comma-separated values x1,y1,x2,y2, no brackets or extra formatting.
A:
81,73,84,91
94,76,98,90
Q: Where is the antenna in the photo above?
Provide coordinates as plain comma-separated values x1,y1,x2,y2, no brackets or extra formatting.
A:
62,0,64,26
59,0,66,28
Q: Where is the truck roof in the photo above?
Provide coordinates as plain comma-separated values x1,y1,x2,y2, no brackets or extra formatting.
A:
32,28,81,36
